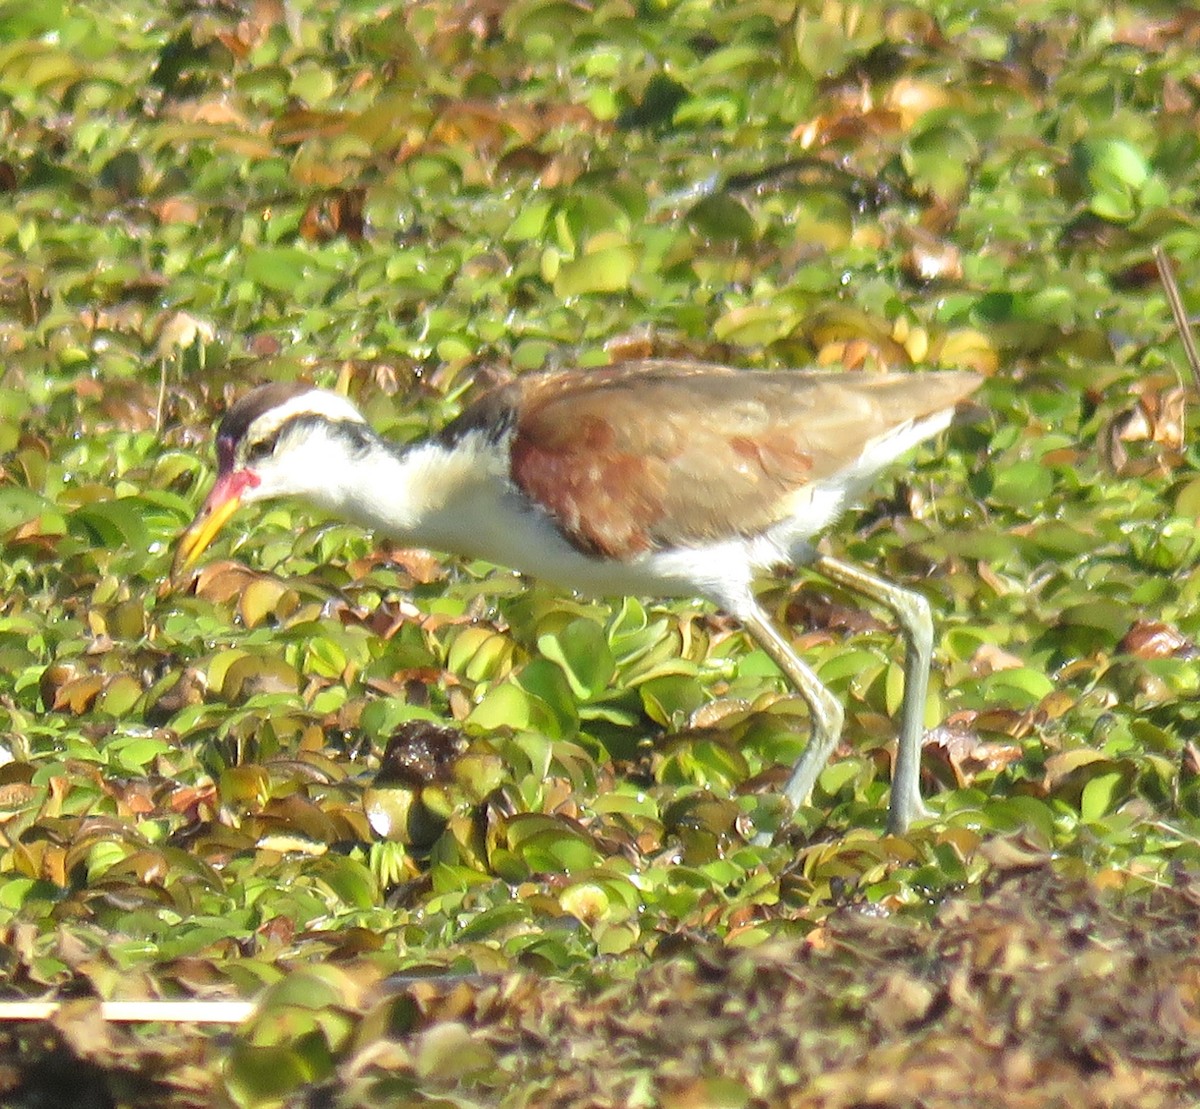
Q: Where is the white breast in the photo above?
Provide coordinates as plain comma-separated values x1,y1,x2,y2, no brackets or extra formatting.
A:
322,406,957,611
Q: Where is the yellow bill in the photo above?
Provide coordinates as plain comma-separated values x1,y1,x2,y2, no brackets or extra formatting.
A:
170,471,257,585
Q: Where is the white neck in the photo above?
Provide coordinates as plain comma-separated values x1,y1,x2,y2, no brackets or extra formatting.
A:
304,431,507,554
288,427,689,596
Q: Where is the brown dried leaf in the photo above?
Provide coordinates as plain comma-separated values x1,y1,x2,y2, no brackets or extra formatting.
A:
785,591,886,636
40,662,80,711
871,971,937,1032
386,547,447,584
884,77,953,129
57,674,105,715
976,833,1053,872
220,655,299,701
817,333,911,371
901,237,963,284
793,105,903,148
1109,258,1161,289
1185,742,1200,777
689,698,753,730
167,782,218,819
1113,8,1200,49
51,999,115,1058
102,778,157,817
925,722,1024,787
214,0,284,58
1119,619,1195,659
193,561,260,603
238,577,299,629
299,188,366,243
160,665,208,710
168,96,249,127
1043,748,1108,792
1135,383,1186,449
969,642,1024,676
964,707,1038,740
431,100,540,154
1103,382,1188,472
0,781,40,819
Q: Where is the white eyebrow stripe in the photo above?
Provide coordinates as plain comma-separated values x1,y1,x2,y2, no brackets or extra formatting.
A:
243,390,367,450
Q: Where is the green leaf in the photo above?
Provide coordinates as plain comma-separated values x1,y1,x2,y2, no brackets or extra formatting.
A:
552,244,637,297
902,116,979,200
1079,137,1150,192
712,302,799,346
686,194,756,243
513,658,579,737
538,617,615,701
67,498,151,551
311,857,379,910
225,1040,327,1105
244,246,319,293
103,731,169,771
467,681,532,730
984,459,1056,512
0,488,50,532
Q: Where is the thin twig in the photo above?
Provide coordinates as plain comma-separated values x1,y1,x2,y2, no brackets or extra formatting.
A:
1153,245,1200,390
156,356,168,437
0,1000,256,1024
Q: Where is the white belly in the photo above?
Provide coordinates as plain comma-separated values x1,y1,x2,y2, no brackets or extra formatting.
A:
423,480,766,602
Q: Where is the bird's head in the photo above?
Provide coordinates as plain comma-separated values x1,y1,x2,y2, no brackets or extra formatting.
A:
171,383,370,583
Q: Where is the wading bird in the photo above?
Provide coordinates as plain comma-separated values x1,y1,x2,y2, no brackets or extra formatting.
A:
173,360,981,837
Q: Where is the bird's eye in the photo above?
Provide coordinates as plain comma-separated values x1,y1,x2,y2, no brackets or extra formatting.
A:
244,437,274,465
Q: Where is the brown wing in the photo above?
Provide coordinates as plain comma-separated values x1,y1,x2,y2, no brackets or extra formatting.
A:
463,361,979,560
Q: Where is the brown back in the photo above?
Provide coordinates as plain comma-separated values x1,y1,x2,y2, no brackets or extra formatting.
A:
451,361,981,558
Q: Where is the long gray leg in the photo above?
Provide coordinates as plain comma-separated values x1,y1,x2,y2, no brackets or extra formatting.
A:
733,599,844,845
812,553,934,834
